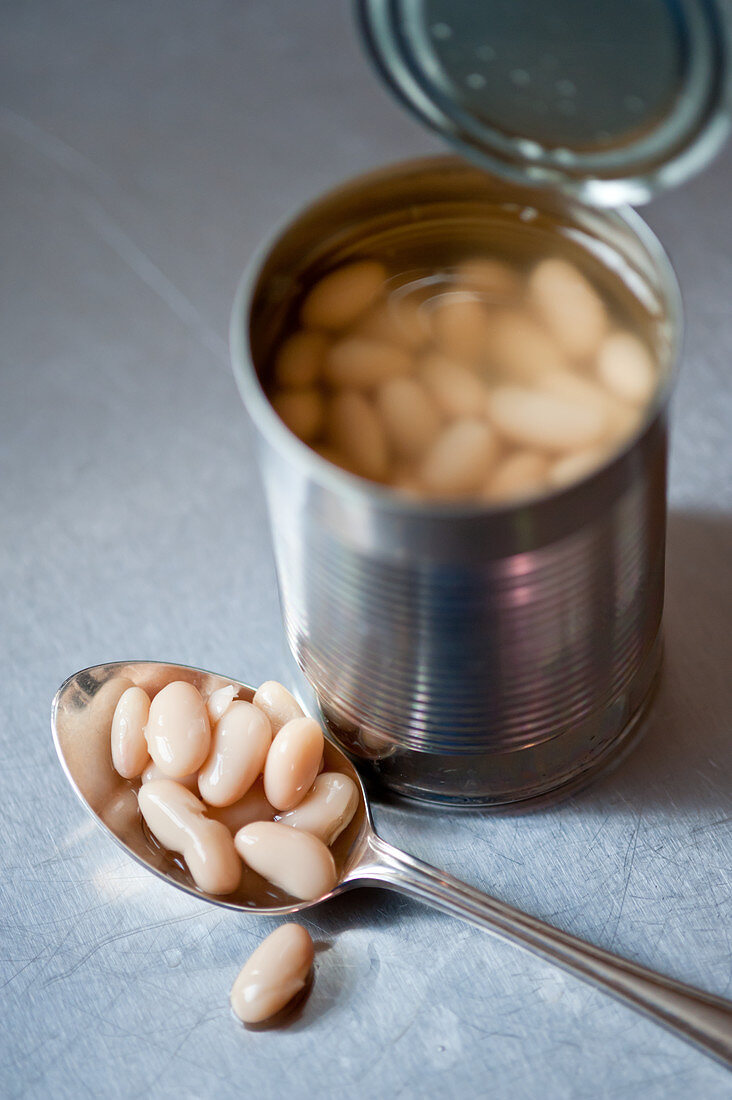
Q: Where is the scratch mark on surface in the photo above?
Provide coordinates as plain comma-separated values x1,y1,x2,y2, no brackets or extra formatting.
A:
142,1011,219,1095
41,911,202,987
690,815,732,835
0,106,117,192
0,106,229,369
607,810,643,950
386,1014,418,1049
585,814,611,856
83,202,229,367
1,957,38,991
458,822,525,866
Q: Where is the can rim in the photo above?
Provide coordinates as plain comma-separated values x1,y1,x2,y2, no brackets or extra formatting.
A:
229,156,682,520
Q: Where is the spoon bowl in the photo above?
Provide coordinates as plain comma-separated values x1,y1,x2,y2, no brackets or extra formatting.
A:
51,660,373,915
52,660,732,1066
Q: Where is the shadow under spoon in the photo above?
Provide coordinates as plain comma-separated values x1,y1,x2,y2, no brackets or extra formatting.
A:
52,660,732,1067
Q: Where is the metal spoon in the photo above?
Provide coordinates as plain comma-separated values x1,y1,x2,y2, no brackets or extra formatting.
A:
52,660,732,1067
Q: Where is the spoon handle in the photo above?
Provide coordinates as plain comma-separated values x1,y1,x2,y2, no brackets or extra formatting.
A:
351,832,732,1068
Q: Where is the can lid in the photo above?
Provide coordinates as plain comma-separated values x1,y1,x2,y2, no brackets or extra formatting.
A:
356,0,731,204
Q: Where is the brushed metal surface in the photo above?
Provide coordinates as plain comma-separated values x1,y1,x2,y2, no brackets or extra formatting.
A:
1,2,731,1097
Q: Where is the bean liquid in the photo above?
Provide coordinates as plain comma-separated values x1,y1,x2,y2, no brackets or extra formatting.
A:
263,207,669,502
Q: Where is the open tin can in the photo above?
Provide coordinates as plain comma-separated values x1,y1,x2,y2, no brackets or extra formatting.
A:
231,0,730,806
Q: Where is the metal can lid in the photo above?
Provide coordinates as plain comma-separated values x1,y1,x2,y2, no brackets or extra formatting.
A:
356,0,731,205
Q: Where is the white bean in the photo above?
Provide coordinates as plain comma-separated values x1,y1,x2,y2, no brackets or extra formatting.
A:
274,330,328,388
606,399,643,444
327,391,389,481
456,258,521,299
205,684,239,726
484,450,549,502
356,297,428,351
484,309,567,382
272,389,324,442
430,293,489,360
252,681,304,734
486,386,608,452
138,780,241,895
230,924,314,1024
537,369,614,419
301,261,386,330
277,772,359,846
528,258,607,360
234,821,336,901
198,701,272,808
418,419,499,497
323,336,412,390
540,369,640,450
111,686,150,779
142,760,199,793
597,331,657,406
549,447,608,488
391,466,424,496
264,717,324,811
375,376,442,460
420,352,489,419
207,778,276,834
145,681,211,778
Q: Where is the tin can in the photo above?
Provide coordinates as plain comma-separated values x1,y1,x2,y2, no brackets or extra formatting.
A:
230,156,681,807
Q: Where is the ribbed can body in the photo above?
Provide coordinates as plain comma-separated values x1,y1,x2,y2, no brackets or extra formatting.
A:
259,422,666,804
231,157,680,807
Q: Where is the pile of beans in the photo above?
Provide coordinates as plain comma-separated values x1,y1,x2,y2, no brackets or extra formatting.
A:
110,678,359,901
268,255,659,500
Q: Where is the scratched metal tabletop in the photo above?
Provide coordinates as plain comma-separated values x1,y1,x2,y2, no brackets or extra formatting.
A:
1,3,731,1097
